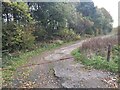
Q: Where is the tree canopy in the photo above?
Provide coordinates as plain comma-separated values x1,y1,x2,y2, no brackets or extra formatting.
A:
2,1,113,52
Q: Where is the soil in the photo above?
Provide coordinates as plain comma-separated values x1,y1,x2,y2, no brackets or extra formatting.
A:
5,36,118,88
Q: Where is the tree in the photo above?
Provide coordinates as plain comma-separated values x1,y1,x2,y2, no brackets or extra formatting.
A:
99,8,113,34
2,1,113,53
75,1,113,35
2,2,32,24
28,2,73,40
2,2,35,52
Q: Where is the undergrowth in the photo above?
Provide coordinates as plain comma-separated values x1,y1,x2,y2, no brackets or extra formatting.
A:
72,45,119,73
2,40,73,86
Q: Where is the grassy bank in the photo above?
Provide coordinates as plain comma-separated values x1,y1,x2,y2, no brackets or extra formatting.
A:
2,40,75,85
72,45,119,73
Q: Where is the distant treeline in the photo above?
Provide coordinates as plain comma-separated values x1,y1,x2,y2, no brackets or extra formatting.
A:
2,1,113,52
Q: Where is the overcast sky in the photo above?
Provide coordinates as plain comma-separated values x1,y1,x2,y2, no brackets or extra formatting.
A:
92,0,119,27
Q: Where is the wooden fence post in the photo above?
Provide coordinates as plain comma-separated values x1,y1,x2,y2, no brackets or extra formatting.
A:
107,44,111,62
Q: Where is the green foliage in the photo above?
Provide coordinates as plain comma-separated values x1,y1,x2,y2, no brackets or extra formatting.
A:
59,28,80,41
21,25,35,50
28,2,68,38
33,22,47,41
74,34,81,40
2,22,35,52
96,8,113,35
2,2,34,52
2,22,20,52
2,2,113,53
54,40,64,45
2,39,76,85
2,2,32,23
2,41,66,85
76,2,113,35
72,49,87,62
2,1,115,86
72,46,118,73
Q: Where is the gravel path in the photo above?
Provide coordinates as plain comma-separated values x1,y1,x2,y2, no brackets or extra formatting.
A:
10,36,117,88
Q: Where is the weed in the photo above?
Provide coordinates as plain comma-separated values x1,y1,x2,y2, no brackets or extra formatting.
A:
2,41,66,85
72,45,118,73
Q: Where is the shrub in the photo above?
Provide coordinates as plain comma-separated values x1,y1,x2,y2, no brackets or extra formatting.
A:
59,28,80,41
21,25,35,50
74,34,81,40
72,48,118,73
33,22,47,41
81,36,118,57
54,40,64,45
2,22,35,53
82,36,118,50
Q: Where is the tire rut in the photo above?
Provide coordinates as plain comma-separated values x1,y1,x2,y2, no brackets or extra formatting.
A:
7,36,118,88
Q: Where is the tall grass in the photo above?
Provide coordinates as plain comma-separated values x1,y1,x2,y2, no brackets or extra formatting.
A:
72,36,119,73
81,36,118,51
81,36,118,58
72,46,118,73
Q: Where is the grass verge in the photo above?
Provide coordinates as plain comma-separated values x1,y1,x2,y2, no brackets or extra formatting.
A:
71,48,118,73
2,40,76,86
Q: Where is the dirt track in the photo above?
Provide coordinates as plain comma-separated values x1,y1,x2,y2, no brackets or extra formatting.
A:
8,35,117,88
